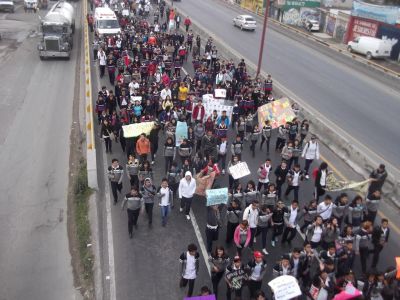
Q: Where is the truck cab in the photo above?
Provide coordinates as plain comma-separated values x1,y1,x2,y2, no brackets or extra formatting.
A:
37,1,75,60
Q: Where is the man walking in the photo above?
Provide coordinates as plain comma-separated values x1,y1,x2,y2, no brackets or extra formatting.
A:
121,186,143,238
107,158,124,205
179,244,200,297
97,48,107,78
179,171,197,220
136,133,151,163
140,178,157,228
371,218,390,269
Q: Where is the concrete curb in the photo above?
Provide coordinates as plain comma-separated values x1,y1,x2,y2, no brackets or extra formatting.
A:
220,0,400,79
83,0,98,190
88,192,103,300
171,2,400,208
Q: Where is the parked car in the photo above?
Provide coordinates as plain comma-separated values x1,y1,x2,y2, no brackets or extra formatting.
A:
233,14,256,31
0,0,15,12
303,17,319,32
347,36,393,60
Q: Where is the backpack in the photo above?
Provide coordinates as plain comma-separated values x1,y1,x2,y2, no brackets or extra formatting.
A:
312,167,319,179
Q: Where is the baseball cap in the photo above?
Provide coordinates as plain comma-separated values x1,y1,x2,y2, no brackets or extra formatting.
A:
254,251,263,259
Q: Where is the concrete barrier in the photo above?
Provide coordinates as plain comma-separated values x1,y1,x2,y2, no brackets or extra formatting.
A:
83,0,98,189
170,2,400,208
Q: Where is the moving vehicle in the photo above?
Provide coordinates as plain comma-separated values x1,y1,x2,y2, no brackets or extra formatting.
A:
24,0,38,12
0,0,15,12
94,7,121,36
347,36,393,60
233,15,256,31
303,17,320,32
37,1,75,60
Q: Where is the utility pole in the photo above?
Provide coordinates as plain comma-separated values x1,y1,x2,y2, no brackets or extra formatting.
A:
256,0,270,78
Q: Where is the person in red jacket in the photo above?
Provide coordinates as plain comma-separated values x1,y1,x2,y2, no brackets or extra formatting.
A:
184,16,192,32
192,100,205,123
136,133,151,163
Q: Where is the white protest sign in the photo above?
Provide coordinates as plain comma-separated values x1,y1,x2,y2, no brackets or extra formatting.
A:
214,89,226,98
206,188,229,206
228,162,251,180
122,122,154,138
130,96,142,103
202,94,234,121
268,275,301,300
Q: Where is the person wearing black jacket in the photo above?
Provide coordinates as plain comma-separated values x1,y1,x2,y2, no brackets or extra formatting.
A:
140,178,157,227
314,162,328,203
149,123,161,164
274,160,289,200
179,244,200,297
205,205,222,254
271,201,287,247
371,218,390,269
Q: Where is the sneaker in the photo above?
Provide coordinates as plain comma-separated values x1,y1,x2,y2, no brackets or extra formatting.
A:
253,237,256,243
305,174,310,180
186,215,191,220
129,232,133,239
271,240,275,247
179,207,183,212
222,169,225,175
262,248,269,255
151,161,155,165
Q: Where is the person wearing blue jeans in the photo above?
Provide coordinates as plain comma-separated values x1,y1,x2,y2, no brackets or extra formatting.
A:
158,178,173,226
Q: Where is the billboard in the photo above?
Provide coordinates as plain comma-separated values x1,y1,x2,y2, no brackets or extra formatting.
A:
352,0,400,25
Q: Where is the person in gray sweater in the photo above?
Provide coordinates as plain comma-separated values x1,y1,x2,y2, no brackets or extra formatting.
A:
333,193,349,228
365,189,381,224
140,178,157,228
121,186,143,238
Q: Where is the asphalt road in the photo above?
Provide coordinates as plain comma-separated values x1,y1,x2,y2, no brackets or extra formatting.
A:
0,4,81,300
170,0,400,172
93,36,400,300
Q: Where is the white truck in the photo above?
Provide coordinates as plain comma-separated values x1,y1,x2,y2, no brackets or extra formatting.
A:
347,36,393,60
37,1,75,60
94,6,121,37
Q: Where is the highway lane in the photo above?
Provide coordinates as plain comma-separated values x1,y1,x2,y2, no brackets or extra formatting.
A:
94,53,399,300
0,5,81,300
171,0,400,170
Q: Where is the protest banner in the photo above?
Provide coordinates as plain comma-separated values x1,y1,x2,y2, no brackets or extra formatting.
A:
202,94,234,121
175,121,188,146
130,96,142,103
206,188,229,206
268,275,301,300
326,173,371,194
257,98,296,129
228,162,251,180
184,295,216,300
122,122,154,138
214,89,226,98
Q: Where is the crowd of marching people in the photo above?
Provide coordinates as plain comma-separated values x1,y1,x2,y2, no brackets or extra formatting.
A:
91,0,398,299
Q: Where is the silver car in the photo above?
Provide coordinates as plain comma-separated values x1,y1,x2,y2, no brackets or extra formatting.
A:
233,14,256,31
0,0,15,12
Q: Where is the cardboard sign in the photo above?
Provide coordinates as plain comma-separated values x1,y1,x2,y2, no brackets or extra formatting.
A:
228,162,251,180
268,275,302,300
214,89,226,98
206,188,229,206
175,121,188,146
130,96,142,103
257,98,295,129
122,122,154,138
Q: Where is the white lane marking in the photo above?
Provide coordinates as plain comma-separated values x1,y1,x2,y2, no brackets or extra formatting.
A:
94,59,117,300
182,65,211,275
189,210,211,276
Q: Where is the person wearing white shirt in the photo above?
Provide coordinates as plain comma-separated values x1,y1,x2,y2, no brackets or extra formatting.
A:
97,48,107,78
243,200,259,249
160,86,172,100
179,171,197,220
317,195,333,221
179,244,200,297
158,178,173,226
301,135,320,179
281,200,300,245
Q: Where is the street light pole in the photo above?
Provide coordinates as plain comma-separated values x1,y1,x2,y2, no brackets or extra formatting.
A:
256,0,270,78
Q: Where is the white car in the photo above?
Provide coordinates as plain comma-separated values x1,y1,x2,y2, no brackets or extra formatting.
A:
233,15,256,31
303,17,320,32
348,36,393,60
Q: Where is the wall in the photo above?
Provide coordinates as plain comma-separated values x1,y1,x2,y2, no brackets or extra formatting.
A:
334,11,350,43
377,24,400,60
321,0,352,9
326,14,337,35
345,15,379,43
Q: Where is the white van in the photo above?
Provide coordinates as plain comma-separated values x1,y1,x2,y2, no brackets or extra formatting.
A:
94,7,120,36
347,36,392,60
